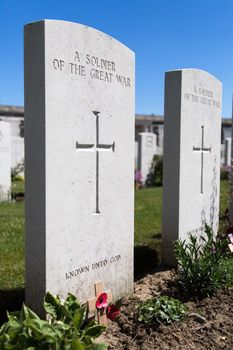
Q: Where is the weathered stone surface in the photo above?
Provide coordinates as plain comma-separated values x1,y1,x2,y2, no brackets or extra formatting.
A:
0,122,11,201
24,20,135,314
138,132,157,185
162,69,222,266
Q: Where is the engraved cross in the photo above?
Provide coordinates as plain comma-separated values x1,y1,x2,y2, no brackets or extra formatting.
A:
76,111,115,214
193,125,211,194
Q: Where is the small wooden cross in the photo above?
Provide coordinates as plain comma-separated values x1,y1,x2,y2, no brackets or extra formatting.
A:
87,280,112,325
228,234,233,253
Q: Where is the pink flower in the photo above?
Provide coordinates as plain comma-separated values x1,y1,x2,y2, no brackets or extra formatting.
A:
228,233,233,244
107,304,120,321
210,246,216,254
96,293,108,309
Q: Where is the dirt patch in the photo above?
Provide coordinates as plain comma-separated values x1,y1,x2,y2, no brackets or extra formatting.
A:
101,269,233,349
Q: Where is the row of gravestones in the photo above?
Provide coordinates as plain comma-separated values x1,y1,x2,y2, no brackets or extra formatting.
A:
0,123,230,199
135,134,231,185
0,20,226,317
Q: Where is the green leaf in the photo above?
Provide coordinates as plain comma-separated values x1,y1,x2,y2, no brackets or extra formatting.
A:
44,292,62,319
71,338,85,350
63,293,81,318
20,304,40,321
73,307,86,329
94,343,109,350
84,325,106,338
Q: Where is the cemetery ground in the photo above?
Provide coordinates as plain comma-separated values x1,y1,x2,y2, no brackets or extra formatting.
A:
0,180,233,349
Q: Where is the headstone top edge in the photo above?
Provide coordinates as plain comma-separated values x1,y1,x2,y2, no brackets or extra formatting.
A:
24,19,135,55
165,68,222,84
0,121,10,126
138,132,155,136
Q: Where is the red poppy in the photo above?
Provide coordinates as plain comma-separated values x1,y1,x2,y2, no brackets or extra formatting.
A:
96,293,108,309
107,304,120,321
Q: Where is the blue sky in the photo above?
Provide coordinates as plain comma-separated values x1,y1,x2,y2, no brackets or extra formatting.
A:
0,0,233,117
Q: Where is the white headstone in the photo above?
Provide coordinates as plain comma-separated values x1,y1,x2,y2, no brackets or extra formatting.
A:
24,20,135,314
138,132,157,185
0,122,11,201
229,99,233,224
162,69,222,266
11,137,25,171
224,138,231,166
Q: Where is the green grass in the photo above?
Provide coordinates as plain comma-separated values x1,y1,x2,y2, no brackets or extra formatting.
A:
0,202,24,290
0,180,231,291
135,186,162,250
220,179,230,215
11,180,25,193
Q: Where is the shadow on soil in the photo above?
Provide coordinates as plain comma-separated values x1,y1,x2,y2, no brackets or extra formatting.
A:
0,288,25,325
134,245,160,281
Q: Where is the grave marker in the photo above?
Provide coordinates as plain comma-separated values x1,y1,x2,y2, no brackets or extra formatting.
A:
229,98,233,223
0,122,11,201
162,69,222,266
24,20,135,315
87,280,112,325
138,132,157,185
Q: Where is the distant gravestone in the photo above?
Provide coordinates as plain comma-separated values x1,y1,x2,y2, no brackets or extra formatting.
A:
12,137,25,171
224,138,231,166
138,132,157,185
24,20,135,314
0,122,11,201
162,69,222,266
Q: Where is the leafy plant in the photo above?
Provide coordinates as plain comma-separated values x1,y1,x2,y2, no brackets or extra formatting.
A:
174,224,230,298
146,155,163,187
138,296,186,325
0,292,107,350
11,161,24,182
220,165,231,180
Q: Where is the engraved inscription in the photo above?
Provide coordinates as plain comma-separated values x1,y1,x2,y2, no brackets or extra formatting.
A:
145,136,153,147
76,111,115,214
184,86,220,108
52,51,131,88
65,255,121,280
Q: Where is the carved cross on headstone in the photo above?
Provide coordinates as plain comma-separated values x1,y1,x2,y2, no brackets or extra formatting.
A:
193,126,211,194
87,280,112,325
76,111,115,214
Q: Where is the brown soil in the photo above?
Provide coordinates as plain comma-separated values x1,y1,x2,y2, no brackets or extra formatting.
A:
101,269,233,349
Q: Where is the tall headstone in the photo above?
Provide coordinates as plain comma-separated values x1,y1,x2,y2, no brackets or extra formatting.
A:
229,99,233,224
224,138,232,166
162,69,222,266
0,122,11,201
24,20,135,314
138,132,157,185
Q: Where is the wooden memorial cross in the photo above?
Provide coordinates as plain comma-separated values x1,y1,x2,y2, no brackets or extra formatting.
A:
228,234,233,252
87,280,112,325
